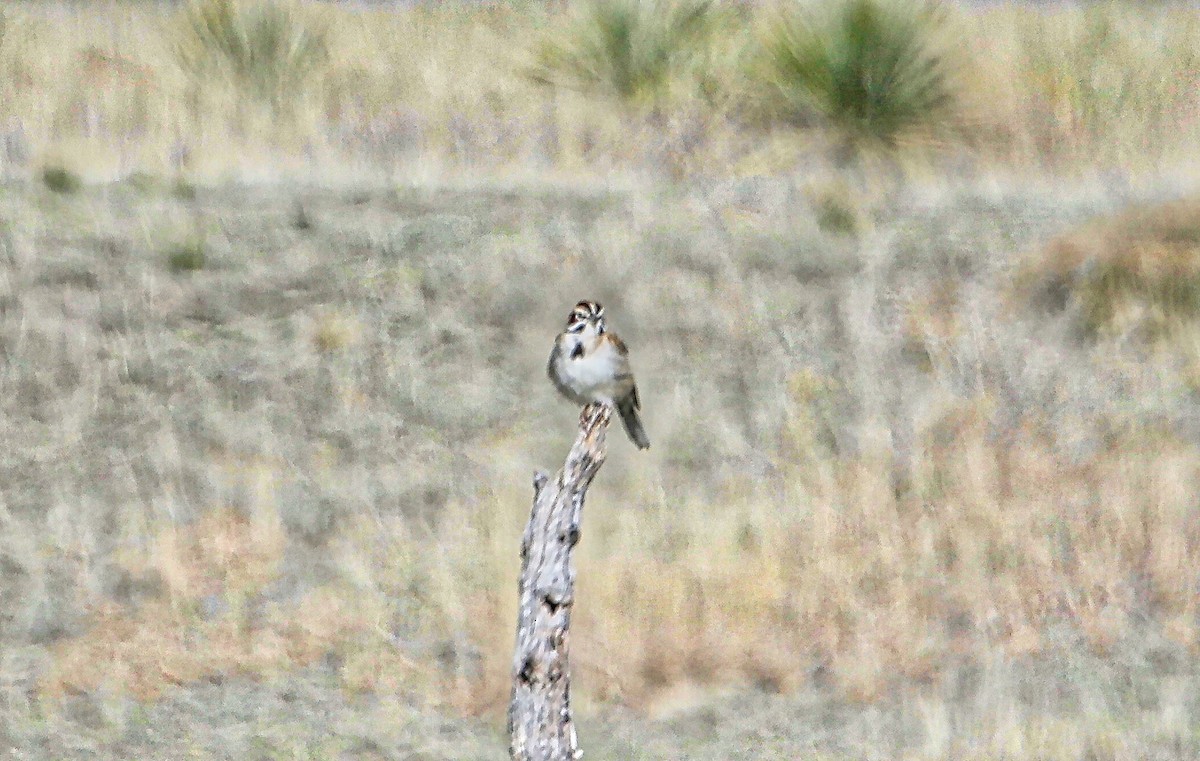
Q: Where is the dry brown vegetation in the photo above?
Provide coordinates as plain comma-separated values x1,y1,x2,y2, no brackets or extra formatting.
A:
0,1,1198,180
3,175,1200,758
1017,196,1200,341
1,1,1200,759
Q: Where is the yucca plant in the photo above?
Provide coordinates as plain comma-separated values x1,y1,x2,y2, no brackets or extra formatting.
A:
760,0,960,155
175,0,330,113
528,0,716,110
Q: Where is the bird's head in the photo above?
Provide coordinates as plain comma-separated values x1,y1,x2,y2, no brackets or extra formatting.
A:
565,299,605,335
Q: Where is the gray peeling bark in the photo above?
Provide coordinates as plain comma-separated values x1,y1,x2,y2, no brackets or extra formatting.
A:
508,402,612,761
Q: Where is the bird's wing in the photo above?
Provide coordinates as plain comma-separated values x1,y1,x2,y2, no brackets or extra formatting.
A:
606,334,640,410
606,333,629,356
546,340,573,397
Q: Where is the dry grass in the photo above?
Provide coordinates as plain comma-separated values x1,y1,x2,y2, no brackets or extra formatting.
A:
970,3,1200,171
2,1,1200,758
2,169,1200,758
1016,196,1200,341
0,2,1197,182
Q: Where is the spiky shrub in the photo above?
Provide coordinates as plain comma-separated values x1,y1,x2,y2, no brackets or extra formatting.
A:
175,0,330,113
528,0,716,110
759,0,960,153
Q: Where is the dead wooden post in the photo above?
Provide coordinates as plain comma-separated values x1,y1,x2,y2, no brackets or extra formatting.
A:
508,402,612,761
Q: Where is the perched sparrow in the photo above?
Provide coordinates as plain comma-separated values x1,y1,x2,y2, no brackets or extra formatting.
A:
547,300,650,450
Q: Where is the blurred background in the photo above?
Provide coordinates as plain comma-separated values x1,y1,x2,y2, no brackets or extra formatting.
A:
2,1,1200,758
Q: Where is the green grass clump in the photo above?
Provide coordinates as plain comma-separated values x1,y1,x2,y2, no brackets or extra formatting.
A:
807,178,863,236
529,0,716,110
41,165,82,194
172,178,197,201
759,0,960,154
174,0,330,112
165,234,207,273
121,171,164,195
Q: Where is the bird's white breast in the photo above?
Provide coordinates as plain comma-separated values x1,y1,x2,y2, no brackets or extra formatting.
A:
556,337,623,402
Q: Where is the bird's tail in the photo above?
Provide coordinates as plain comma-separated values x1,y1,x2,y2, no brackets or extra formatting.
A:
617,398,650,450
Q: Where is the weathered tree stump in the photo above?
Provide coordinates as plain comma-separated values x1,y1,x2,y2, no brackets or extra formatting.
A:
508,402,612,761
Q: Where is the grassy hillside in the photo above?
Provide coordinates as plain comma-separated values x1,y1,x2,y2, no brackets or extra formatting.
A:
2,1,1200,759
4,172,1200,757
0,1,1197,181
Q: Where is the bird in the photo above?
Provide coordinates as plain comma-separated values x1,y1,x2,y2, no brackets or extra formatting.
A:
547,300,650,450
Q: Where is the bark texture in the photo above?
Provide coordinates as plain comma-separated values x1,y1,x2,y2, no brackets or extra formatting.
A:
508,402,612,761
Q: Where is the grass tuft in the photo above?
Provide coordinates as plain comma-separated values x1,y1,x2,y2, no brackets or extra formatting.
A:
1017,197,1200,341
41,165,82,194
759,0,961,156
165,233,207,273
312,310,358,354
528,0,716,110
172,178,198,201
806,178,864,236
174,0,331,113
121,171,164,195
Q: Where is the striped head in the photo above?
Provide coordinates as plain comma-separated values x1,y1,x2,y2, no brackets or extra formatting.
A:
565,300,605,335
